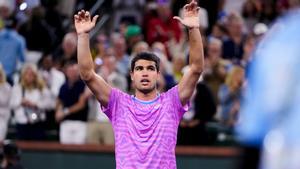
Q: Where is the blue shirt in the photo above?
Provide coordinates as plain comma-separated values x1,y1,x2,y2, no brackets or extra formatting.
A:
0,28,26,77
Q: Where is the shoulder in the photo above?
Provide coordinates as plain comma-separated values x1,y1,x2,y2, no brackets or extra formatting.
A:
3,83,12,90
51,68,65,77
161,85,179,98
12,84,21,91
111,88,130,100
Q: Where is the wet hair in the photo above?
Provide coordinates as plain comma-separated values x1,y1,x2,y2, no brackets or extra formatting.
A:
131,52,160,72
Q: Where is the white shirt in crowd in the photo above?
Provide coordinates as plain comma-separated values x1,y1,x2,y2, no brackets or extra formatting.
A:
10,84,53,124
0,82,12,141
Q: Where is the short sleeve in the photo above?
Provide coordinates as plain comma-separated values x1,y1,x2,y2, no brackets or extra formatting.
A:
166,85,190,121
101,88,123,121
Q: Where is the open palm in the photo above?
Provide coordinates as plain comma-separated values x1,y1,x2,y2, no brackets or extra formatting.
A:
74,10,99,34
173,0,200,28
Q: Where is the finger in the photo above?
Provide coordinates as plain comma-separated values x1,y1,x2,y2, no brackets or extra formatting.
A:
79,10,86,18
191,0,197,6
173,16,183,23
92,15,99,24
74,15,80,22
183,4,189,10
85,11,90,20
190,1,198,10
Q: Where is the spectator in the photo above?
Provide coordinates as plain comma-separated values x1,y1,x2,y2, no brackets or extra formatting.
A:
124,25,143,55
38,54,65,99
0,17,26,86
10,63,52,140
111,33,130,76
85,88,114,145
100,55,128,92
53,32,77,70
242,0,261,32
203,37,228,104
218,65,245,129
112,0,145,31
259,0,278,25
0,65,11,142
38,54,65,131
222,13,246,62
55,61,88,144
145,2,182,46
0,141,24,169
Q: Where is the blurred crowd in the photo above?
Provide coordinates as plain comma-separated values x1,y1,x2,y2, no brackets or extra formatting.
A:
0,0,299,146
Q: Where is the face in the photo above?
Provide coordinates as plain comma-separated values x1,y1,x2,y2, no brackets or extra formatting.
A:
130,59,160,94
23,67,36,85
233,69,245,87
208,42,222,60
65,64,79,82
41,56,53,70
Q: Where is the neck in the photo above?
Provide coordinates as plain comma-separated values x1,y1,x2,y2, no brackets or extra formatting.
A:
134,89,158,101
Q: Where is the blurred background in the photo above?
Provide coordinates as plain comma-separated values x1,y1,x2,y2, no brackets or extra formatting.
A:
0,0,299,169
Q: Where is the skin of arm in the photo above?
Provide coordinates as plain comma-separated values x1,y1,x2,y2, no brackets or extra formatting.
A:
74,10,112,107
174,0,204,105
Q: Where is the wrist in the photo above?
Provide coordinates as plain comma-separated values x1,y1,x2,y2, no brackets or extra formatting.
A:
63,108,70,115
188,27,199,31
77,32,89,37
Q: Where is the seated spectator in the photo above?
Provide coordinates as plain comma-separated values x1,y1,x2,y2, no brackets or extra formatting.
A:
10,63,52,140
0,64,11,142
222,13,247,62
203,37,229,104
38,54,65,131
241,0,261,32
218,65,245,129
145,2,182,46
55,61,88,144
53,32,77,70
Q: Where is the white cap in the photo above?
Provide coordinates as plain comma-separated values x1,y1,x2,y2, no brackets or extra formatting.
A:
253,23,268,36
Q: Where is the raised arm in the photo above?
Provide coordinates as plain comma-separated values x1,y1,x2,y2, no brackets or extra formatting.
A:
74,10,111,107
174,0,204,105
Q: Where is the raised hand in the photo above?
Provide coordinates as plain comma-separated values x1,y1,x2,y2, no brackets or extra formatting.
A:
74,10,99,34
173,0,200,29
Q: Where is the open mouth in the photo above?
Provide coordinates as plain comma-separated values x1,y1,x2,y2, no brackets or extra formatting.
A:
141,79,150,85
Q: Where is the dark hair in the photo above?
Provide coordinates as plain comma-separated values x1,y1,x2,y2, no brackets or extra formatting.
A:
2,141,21,160
131,52,160,72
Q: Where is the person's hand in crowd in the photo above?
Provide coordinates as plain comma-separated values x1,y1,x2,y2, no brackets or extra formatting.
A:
74,10,99,34
173,0,200,29
21,99,37,109
55,109,65,122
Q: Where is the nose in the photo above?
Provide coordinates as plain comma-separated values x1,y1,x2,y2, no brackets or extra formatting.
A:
142,73,148,77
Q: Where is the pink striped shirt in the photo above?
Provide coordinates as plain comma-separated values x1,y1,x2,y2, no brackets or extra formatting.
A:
103,86,189,169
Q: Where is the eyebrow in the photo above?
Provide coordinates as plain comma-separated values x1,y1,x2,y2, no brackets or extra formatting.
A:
134,65,156,69
134,65,156,68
